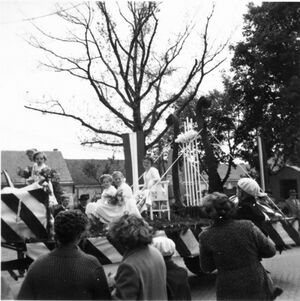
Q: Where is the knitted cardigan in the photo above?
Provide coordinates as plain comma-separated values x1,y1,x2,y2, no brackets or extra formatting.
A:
17,245,111,300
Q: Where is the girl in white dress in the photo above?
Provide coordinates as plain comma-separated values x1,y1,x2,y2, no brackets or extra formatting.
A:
93,174,126,224
112,171,142,218
27,151,57,206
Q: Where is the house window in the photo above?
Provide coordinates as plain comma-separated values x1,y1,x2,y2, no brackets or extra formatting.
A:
279,179,298,199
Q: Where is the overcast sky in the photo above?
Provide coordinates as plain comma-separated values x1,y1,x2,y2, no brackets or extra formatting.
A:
0,0,261,160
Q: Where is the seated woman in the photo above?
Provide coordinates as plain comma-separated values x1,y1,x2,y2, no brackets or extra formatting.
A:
139,156,161,212
86,174,125,224
112,171,141,218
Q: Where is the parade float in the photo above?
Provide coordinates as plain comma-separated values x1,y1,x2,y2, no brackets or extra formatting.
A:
2,100,300,281
1,117,210,280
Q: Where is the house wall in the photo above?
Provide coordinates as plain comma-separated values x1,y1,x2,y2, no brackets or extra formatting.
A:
269,167,300,201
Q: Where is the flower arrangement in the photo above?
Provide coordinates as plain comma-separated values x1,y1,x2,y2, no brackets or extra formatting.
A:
135,191,146,211
40,167,60,182
175,129,198,144
17,166,32,179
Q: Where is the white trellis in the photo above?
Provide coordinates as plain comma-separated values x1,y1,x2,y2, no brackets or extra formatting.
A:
175,118,207,206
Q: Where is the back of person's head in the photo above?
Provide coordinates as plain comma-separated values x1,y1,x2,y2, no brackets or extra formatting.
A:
108,214,153,250
152,236,176,259
203,192,236,220
54,210,88,244
237,177,266,198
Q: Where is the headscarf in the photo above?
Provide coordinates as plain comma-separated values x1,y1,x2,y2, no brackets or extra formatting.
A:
237,178,267,198
152,236,176,257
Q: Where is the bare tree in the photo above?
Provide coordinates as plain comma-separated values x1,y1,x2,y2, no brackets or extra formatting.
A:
25,1,227,151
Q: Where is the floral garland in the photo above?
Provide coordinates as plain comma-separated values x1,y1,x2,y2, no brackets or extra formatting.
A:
175,129,198,144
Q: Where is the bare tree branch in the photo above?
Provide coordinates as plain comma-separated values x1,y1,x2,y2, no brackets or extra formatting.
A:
25,2,228,151
25,105,123,138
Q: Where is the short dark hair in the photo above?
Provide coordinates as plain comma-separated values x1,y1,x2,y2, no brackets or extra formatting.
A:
108,214,153,250
54,210,88,244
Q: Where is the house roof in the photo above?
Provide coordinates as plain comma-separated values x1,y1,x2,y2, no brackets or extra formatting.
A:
65,159,125,186
201,163,248,181
1,150,73,186
217,163,249,181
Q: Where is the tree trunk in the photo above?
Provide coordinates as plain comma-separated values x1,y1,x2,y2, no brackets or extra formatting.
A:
195,98,223,192
166,114,185,208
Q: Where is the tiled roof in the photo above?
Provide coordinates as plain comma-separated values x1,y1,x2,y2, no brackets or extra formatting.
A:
65,159,125,186
1,150,73,186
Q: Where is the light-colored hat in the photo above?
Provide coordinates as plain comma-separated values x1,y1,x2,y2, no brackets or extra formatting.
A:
237,178,267,198
152,236,176,257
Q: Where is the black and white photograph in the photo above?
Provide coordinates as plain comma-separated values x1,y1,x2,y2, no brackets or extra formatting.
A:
1,0,300,300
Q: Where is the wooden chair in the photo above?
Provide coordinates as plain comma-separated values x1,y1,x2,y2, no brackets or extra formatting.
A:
149,181,170,220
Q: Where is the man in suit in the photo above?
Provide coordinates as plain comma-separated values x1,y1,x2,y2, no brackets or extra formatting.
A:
53,194,70,217
76,194,89,215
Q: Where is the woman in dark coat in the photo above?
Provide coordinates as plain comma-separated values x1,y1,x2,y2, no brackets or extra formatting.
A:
108,214,167,300
199,192,276,300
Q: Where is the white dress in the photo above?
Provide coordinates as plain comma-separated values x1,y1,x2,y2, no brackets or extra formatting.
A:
94,186,126,223
27,163,57,206
119,182,142,218
142,167,161,208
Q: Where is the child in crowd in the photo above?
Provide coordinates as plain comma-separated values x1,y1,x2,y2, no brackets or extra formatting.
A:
152,236,191,301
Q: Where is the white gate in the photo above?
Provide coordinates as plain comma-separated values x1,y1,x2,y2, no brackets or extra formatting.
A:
175,118,207,206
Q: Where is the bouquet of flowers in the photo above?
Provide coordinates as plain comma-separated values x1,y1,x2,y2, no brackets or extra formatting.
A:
135,191,146,211
17,166,32,179
107,195,119,206
40,167,60,182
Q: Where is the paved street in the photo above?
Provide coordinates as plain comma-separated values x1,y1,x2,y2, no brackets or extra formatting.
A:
2,245,300,300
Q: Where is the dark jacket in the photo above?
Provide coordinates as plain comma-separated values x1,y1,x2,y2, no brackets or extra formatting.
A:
235,195,268,235
17,245,111,300
52,205,67,218
113,245,167,300
199,219,276,300
75,204,87,215
165,258,191,300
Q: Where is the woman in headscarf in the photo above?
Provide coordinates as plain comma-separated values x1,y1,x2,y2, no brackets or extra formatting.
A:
199,192,276,300
235,178,269,235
